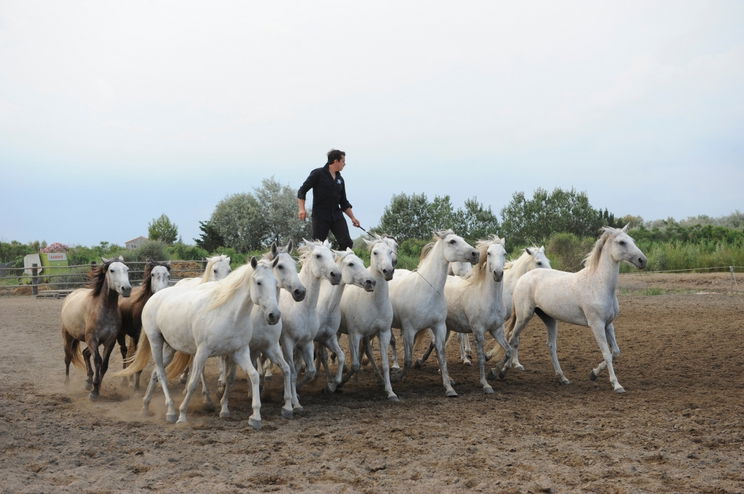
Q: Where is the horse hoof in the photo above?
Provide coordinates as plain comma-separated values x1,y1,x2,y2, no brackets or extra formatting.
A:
85,382,93,391
414,360,423,369
176,417,187,425
463,359,472,367
219,410,230,418
166,413,178,424
445,389,458,398
281,408,293,419
391,364,400,370
589,371,598,381
249,418,262,430
483,386,494,394
559,377,571,385
514,364,525,371
388,394,400,402
88,392,99,401
614,386,626,393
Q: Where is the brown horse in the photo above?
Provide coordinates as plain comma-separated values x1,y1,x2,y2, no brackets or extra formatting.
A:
61,257,132,399
117,260,171,389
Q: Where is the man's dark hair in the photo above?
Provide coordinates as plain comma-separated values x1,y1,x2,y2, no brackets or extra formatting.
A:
326,149,345,165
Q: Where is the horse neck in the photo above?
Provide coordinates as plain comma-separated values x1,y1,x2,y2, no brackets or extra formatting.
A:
584,247,620,295
416,240,448,289
99,278,121,312
299,263,323,310
509,254,532,278
368,264,390,305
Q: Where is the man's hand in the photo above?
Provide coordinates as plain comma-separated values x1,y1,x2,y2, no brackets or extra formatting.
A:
352,218,361,228
298,209,307,221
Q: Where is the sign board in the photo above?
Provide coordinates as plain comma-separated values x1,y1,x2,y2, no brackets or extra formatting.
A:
23,254,43,276
46,252,67,261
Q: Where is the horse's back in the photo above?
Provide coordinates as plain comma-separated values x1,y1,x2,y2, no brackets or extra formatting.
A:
514,269,588,325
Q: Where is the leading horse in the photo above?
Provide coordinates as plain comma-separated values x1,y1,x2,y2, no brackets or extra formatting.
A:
61,257,132,399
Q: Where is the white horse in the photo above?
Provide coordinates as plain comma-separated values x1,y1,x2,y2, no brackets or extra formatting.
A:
437,237,507,393
174,254,231,288
314,249,376,392
496,225,646,393
337,235,399,400
389,230,479,397
279,239,341,410
115,257,280,427
214,241,306,419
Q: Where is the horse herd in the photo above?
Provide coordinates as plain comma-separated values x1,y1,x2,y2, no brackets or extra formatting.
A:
60,226,647,429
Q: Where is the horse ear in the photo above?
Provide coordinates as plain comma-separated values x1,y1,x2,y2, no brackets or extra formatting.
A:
165,261,172,271
250,256,258,269
102,257,110,264
435,230,448,239
226,257,231,263
525,247,533,256
271,243,278,259
286,239,294,253
363,238,375,247
622,223,630,232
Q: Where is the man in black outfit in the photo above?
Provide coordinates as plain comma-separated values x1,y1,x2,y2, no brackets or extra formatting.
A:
297,149,361,250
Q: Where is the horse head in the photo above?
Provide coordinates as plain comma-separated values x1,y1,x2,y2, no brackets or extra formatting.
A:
208,255,232,281
300,239,341,285
101,256,132,297
364,236,396,281
525,246,552,270
267,242,306,302
482,237,506,282
149,263,171,293
335,248,375,292
436,230,479,265
608,225,647,269
249,257,281,325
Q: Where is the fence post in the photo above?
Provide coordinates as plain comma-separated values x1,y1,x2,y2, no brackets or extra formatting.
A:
31,263,39,296
730,266,737,288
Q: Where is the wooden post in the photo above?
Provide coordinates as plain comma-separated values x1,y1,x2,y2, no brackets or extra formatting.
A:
31,263,39,296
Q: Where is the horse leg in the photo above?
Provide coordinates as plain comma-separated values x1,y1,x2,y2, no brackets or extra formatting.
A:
416,329,436,368
177,347,210,423
298,342,317,387
472,329,493,393
143,343,174,418
263,343,293,419
281,336,302,411
459,332,473,366
591,323,620,380
232,346,262,430
218,356,236,418
378,329,399,401
316,344,333,392
535,310,570,385
389,330,400,370
588,319,624,392
432,323,457,397
363,337,385,384
82,346,93,390
117,332,129,386
85,336,104,400
62,331,76,385
145,335,178,423
198,363,215,411
498,313,532,379
341,332,363,386
324,334,346,392
97,335,118,396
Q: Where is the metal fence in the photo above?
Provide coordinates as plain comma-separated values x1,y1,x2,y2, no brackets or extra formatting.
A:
0,260,208,298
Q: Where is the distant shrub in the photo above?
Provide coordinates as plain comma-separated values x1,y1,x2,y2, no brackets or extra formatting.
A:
546,232,594,272
131,240,169,263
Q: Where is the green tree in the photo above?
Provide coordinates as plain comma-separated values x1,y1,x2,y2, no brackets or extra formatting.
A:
454,197,500,242
255,177,311,246
376,193,459,241
210,193,266,252
194,220,225,252
500,187,611,246
147,214,178,244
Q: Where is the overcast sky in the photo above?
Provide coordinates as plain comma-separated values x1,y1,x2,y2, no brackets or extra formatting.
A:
1,1,742,246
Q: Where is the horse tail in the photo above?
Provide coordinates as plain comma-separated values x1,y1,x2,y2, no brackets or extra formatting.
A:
489,305,517,362
113,330,152,377
166,351,193,381
62,327,85,370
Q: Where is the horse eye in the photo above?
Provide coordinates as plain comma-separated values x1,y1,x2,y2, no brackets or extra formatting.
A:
449,239,456,244
537,262,543,266
619,240,627,246
316,254,321,259
277,265,284,270
257,281,262,286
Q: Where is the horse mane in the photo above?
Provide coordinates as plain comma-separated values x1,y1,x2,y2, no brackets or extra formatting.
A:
583,227,620,272
298,239,329,262
207,262,257,310
202,255,229,282
418,230,454,262
466,236,503,284
87,259,115,297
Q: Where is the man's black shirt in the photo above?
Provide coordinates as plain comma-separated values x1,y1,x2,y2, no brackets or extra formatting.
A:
297,164,352,221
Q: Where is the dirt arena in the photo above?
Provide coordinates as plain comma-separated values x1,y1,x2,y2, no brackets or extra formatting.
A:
1,272,742,493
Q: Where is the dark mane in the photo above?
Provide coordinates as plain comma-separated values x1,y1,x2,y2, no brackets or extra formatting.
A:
87,259,115,297
133,260,170,304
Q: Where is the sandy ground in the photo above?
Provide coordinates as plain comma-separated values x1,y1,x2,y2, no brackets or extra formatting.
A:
0,272,743,493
